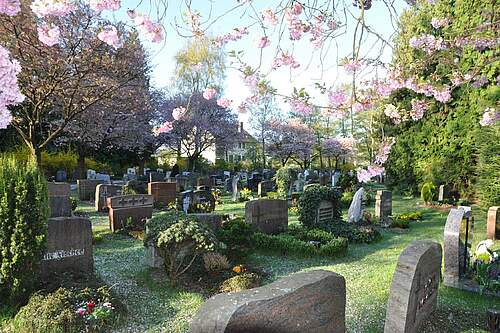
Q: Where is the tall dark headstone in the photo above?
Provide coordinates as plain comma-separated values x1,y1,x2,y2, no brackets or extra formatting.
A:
245,199,288,234
375,190,392,224
107,194,153,232
487,206,499,240
77,179,103,201
47,182,72,218
95,184,123,212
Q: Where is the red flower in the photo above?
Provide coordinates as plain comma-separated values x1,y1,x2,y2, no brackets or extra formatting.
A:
87,301,96,313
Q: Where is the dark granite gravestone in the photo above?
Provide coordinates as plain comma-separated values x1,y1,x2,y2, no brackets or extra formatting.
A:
107,194,153,232
443,208,474,288
77,179,103,201
192,189,216,212
384,240,442,333
197,176,211,188
245,199,288,234
125,179,148,194
41,217,93,279
149,172,165,183
55,170,67,182
375,190,392,224
47,182,72,218
487,206,499,240
95,184,123,212
148,182,177,208
188,270,346,333
190,213,223,232
257,180,275,197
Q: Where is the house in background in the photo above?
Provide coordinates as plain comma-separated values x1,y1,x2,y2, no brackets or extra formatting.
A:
216,122,257,163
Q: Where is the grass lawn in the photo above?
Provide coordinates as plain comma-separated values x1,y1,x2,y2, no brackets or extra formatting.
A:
2,193,498,333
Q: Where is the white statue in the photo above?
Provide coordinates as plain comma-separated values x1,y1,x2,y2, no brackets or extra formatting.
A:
182,195,191,213
348,187,365,223
232,174,240,202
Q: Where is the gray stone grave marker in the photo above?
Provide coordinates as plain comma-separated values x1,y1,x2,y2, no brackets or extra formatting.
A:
375,190,392,224
487,206,499,240
245,199,288,234
47,182,72,218
384,240,442,333
95,184,123,212
77,179,103,201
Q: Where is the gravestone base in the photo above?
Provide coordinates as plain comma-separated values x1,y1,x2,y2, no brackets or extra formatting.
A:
145,245,164,269
108,207,153,232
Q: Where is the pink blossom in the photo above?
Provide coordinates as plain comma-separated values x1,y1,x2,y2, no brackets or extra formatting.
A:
290,2,302,15
0,46,24,129
89,0,120,11
409,34,446,53
384,104,401,124
432,88,451,103
431,17,449,28
256,36,270,48
154,121,173,135
374,137,395,165
30,0,74,17
217,97,232,108
37,24,60,46
98,26,120,49
214,27,249,47
127,11,165,43
262,8,277,26
172,106,186,120
0,0,20,16
410,99,428,121
272,52,300,69
289,99,313,116
328,90,346,108
203,87,217,100
343,59,362,73
75,308,87,316
480,107,500,126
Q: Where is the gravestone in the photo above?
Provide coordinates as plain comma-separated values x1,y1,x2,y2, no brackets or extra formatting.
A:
375,190,392,224
384,240,442,333
190,213,223,232
189,270,346,333
257,180,275,197
47,182,72,218
443,208,474,288
86,169,96,180
197,176,211,188
55,170,67,182
292,179,305,193
487,206,499,240
316,200,335,225
107,194,153,232
232,175,240,202
192,189,216,212
41,217,93,279
95,184,123,212
245,199,288,234
348,187,365,223
149,172,165,183
438,184,450,202
331,171,341,187
77,179,103,201
125,179,148,194
94,173,111,184
148,182,176,208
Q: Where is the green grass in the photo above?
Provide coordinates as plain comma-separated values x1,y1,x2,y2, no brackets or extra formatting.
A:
1,193,498,332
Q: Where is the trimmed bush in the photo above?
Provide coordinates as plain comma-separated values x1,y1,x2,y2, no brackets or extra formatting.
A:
297,185,342,228
156,218,218,284
420,182,436,204
324,220,381,244
144,211,181,246
275,167,293,199
219,273,261,293
0,156,48,305
391,218,410,229
251,232,347,258
216,218,253,260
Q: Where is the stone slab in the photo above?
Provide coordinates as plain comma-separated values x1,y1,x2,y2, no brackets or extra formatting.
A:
47,182,72,218
245,199,288,234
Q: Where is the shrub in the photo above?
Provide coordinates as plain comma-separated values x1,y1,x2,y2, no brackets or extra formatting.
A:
251,232,347,258
8,288,79,333
8,286,121,333
391,218,410,229
340,191,354,208
476,122,500,207
203,252,230,273
0,156,48,305
70,197,78,211
156,218,218,284
275,167,293,199
219,273,261,293
216,218,253,260
420,182,436,204
144,211,181,247
297,185,342,228
393,211,423,221
324,220,381,244
238,188,252,202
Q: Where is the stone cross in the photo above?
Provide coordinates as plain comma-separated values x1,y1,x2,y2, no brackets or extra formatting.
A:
384,240,442,333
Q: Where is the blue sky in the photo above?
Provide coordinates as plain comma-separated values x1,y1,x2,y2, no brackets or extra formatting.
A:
110,0,408,122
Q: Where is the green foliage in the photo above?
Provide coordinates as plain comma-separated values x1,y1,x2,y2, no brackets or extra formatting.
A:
323,220,381,244
393,211,423,221
70,197,78,211
144,211,182,246
219,273,261,293
0,156,48,305
156,218,218,283
473,261,500,295
391,219,410,229
216,218,253,260
8,286,121,333
251,232,347,259
386,0,499,196
275,167,292,199
297,185,342,228
340,191,354,208
238,188,252,202
420,182,436,204
476,121,500,207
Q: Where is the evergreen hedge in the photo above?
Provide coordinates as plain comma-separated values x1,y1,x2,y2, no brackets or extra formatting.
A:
0,156,48,305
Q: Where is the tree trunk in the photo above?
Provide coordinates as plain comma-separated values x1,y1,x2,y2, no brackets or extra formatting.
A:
76,150,86,180
138,159,145,176
188,155,197,172
261,137,266,168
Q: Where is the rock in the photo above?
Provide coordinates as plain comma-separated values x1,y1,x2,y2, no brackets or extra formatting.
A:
189,269,346,333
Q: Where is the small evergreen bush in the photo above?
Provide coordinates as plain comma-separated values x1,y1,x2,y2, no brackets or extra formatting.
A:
275,167,293,199
297,185,342,228
216,218,253,260
0,155,48,305
420,182,436,205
